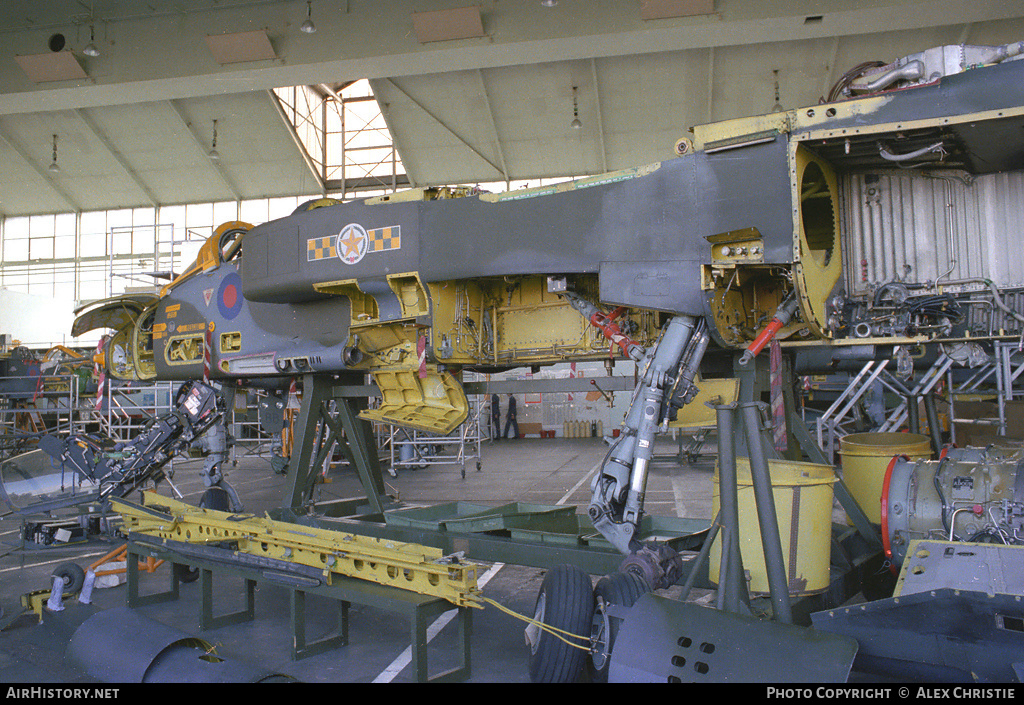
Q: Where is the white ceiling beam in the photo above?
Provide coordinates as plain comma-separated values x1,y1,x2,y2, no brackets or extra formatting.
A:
265,90,325,195
0,121,81,212
166,99,242,202
590,58,608,173
368,78,418,188
381,78,505,182
476,69,509,183
3,0,1020,115
74,107,159,207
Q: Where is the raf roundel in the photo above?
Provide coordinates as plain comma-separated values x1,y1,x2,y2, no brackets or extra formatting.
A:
217,271,243,320
337,223,369,265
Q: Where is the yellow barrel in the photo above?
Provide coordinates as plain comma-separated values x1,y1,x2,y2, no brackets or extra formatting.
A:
839,432,931,524
710,458,836,595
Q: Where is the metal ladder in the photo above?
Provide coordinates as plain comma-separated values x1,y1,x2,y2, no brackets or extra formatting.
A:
815,359,890,461
877,353,955,433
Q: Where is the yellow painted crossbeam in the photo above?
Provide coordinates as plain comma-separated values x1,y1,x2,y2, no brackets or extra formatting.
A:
111,492,483,608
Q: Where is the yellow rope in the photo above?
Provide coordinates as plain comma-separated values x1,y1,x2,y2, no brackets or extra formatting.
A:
479,595,592,652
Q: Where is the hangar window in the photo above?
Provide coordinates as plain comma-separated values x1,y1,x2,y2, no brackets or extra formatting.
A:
274,80,409,200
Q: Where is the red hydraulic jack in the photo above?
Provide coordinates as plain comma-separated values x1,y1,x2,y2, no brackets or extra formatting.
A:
589,306,645,362
738,295,800,367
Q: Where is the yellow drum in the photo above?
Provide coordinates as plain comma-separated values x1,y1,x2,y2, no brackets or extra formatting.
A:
840,432,931,524
710,458,836,595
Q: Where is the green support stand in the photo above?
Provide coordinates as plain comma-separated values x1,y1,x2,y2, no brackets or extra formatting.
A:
126,545,179,608
290,589,349,661
283,373,391,515
200,568,256,630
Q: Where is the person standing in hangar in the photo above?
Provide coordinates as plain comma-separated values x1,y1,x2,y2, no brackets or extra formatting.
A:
490,393,501,441
503,393,519,439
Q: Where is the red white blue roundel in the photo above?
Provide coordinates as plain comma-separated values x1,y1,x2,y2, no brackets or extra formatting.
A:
337,223,368,265
217,271,243,320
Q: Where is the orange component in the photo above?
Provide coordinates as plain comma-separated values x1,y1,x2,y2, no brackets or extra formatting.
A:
88,544,164,577
879,453,910,576
744,318,786,359
740,296,799,366
589,306,639,358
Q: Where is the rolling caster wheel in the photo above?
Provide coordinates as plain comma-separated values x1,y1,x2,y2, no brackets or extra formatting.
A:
52,562,86,593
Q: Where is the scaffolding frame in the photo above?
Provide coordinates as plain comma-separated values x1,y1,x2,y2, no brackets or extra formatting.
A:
382,396,485,478
228,387,282,463
0,374,79,458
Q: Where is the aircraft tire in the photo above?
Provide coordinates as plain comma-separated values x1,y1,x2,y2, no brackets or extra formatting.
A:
588,571,650,682
199,487,230,511
527,564,594,683
52,562,86,593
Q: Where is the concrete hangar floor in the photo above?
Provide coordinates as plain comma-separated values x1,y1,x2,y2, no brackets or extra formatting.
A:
0,434,720,683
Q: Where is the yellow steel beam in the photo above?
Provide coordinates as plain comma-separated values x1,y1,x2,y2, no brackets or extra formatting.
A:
111,492,483,608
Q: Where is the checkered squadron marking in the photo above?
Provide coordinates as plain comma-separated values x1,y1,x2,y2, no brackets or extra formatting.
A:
368,226,401,252
306,235,337,261
307,224,401,265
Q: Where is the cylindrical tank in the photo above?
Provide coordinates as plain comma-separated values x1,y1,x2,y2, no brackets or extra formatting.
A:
710,457,836,595
399,442,416,464
882,444,1024,566
840,432,931,524
66,606,294,682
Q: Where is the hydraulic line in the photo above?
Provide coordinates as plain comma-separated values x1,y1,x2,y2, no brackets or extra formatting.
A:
739,294,799,366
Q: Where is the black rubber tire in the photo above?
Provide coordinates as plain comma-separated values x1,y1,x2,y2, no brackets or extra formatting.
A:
174,563,201,584
528,564,594,683
52,562,86,593
199,487,230,511
589,571,651,682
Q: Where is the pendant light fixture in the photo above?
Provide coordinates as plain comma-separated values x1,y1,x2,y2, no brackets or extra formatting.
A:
83,25,100,57
48,134,60,173
771,69,785,113
209,120,220,161
300,1,316,34
83,2,100,57
570,86,582,129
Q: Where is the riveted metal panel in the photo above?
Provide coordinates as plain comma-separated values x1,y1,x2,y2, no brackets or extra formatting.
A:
841,170,1024,296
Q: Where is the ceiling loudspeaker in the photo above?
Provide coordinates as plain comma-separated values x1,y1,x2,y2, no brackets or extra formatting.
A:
205,30,278,65
15,51,88,83
412,7,485,44
640,0,715,20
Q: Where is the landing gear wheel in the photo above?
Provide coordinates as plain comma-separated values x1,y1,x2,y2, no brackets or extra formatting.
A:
52,562,86,593
174,563,201,584
199,487,230,511
620,543,684,590
526,564,594,683
589,571,650,683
